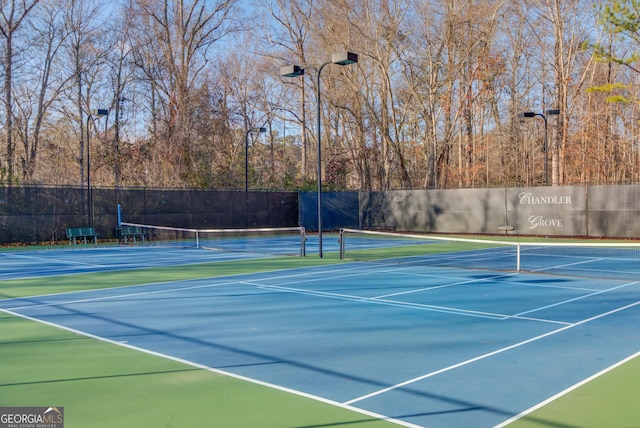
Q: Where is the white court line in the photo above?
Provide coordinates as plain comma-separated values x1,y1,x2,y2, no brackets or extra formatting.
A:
4,257,576,324
6,258,615,325
373,272,519,299
0,248,268,282
254,282,569,324
0,260,359,303
506,281,603,292
343,299,640,406
0,307,422,428
7,258,631,426
247,260,496,287
240,263,468,289
528,256,607,274
256,283,506,318
2,252,109,268
494,350,640,427
245,267,601,325
0,267,99,280
512,280,640,318
5,260,569,325
374,270,611,300
0,262,401,309
3,278,243,311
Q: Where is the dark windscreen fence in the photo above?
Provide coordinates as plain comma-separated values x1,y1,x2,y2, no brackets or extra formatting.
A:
0,186,36,243
118,189,299,230
0,186,87,243
299,191,359,231
587,185,640,238
5,184,640,245
0,185,299,245
360,185,640,238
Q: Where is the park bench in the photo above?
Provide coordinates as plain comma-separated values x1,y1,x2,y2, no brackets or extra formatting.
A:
118,225,145,243
66,227,98,244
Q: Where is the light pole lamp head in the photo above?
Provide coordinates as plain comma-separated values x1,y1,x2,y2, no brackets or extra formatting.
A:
545,109,561,116
332,52,358,65
91,109,109,117
280,65,305,77
247,127,266,134
517,111,535,118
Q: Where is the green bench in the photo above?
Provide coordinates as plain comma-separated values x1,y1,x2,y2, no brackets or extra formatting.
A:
118,225,145,243
66,227,98,244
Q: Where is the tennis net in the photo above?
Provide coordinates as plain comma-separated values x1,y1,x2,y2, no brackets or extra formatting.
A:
120,222,306,256
338,228,640,281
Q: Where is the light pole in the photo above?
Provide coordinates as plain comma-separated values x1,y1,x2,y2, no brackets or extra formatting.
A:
86,108,108,227
518,109,560,185
245,127,267,195
281,51,358,258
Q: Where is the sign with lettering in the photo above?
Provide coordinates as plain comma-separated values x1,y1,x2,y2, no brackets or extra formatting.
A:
506,187,587,235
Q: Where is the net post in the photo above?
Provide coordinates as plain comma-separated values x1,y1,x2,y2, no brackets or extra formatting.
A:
116,204,122,244
196,230,200,248
339,228,344,259
300,227,306,257
516,243,521,271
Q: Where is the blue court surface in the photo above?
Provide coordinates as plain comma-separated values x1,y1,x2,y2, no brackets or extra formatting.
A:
1,242,640,427
0,245,267,280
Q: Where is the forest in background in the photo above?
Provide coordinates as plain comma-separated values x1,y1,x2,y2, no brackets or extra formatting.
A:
0,0,639,191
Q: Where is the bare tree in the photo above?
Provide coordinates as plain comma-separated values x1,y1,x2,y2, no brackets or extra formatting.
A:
534,0,592,185
0,0,41,182
100,8,140,188
336,0,413,190
128,0,239,186
56,0,111,185
264,0,314,182
12,0,74,182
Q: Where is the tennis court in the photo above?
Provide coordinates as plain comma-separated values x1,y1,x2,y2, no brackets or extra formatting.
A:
1,231,639,427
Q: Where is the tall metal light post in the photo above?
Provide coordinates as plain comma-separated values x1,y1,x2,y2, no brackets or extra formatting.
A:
518,109,560,185
245,127,267,195
86,108,108,227
281,52,359,258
